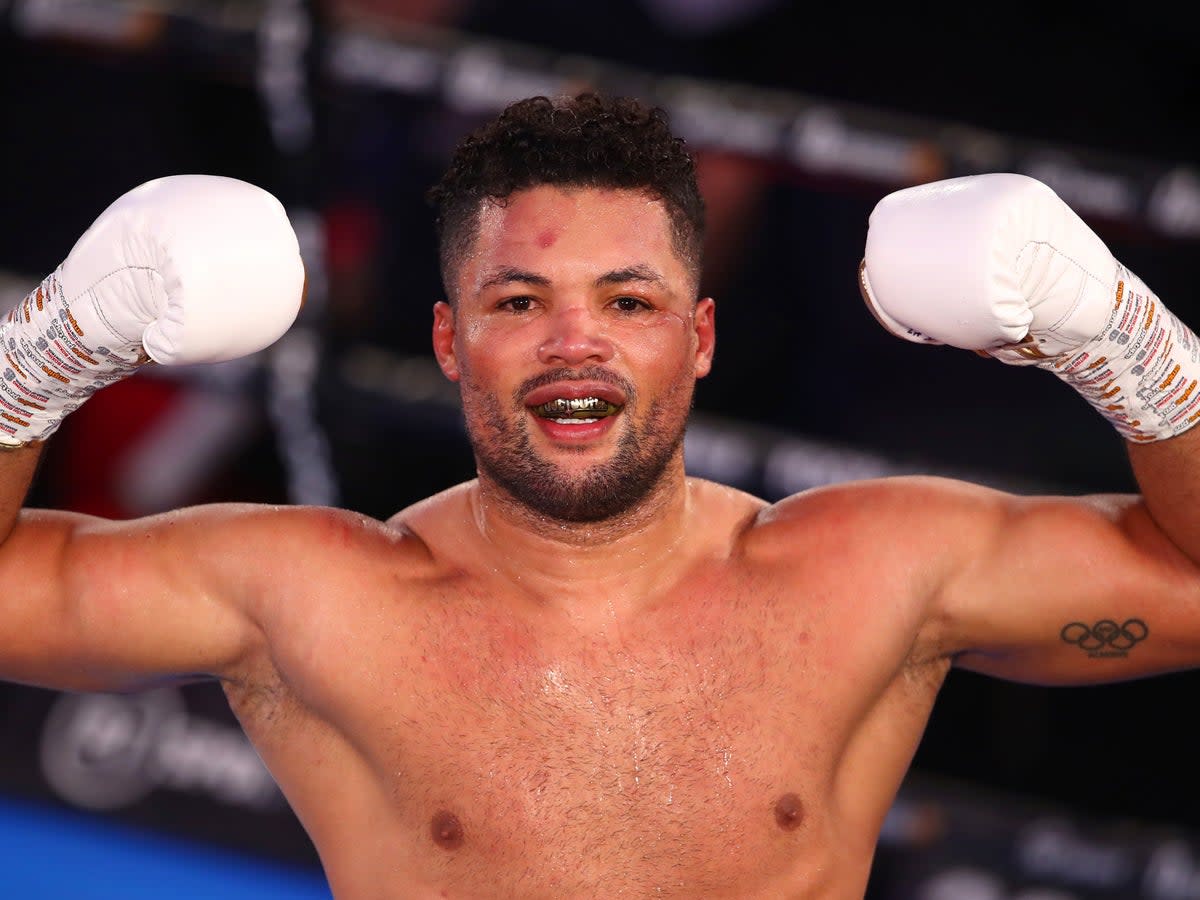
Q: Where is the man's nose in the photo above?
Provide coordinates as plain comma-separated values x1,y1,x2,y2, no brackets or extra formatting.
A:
536,306,614,365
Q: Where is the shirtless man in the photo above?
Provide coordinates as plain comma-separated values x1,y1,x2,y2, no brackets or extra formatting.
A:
3,92,1199,899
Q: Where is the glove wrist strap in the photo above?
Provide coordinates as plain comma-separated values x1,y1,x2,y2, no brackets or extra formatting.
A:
1043,266,1200,442
0,270,145,447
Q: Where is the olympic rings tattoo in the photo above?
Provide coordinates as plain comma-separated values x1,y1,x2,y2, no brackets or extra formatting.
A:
1060,619,1148,657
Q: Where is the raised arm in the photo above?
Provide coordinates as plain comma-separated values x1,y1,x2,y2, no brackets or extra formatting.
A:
861,173,1200,683
930,482,1200,685
0,445,43,540
0,501,325,692
1128,430,1200,561
0,174,304,691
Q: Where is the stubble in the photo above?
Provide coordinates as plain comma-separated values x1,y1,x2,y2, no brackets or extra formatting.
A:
462,365,694,523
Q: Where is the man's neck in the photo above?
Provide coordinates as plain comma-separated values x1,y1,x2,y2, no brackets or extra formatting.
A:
467,464,695,617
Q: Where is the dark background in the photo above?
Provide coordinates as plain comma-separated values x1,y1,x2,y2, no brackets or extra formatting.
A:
2,1,1200,896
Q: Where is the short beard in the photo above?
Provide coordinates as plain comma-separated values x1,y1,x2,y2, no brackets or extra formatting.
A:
462,366,692,524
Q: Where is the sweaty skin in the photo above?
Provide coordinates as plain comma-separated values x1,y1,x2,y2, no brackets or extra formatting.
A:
3,187,1200,899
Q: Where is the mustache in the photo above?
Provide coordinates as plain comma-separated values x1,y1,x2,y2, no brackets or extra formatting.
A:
513,366,635,404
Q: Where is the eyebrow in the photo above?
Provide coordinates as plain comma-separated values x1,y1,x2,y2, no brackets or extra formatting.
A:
594,265,666,288
479,267,552,291
479,264,666,291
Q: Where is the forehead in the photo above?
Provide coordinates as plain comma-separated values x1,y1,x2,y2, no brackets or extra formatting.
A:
464,186,684,287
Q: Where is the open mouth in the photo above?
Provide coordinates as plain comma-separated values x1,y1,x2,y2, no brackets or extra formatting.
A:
530,397,623,424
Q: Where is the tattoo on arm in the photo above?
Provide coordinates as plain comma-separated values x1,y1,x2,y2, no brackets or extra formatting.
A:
1060,619,1148,658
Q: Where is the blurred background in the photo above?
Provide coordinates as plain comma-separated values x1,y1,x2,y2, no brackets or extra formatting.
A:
2,1,1199,897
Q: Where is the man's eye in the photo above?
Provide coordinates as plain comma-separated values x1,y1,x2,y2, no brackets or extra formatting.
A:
614,296,649,312
500,296,534,312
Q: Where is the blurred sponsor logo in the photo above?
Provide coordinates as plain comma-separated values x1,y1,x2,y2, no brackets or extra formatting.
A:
39,687,285,812
1023,153,1138,222
789,107,946,184
1018,817,1135,888
1150,169,1200,239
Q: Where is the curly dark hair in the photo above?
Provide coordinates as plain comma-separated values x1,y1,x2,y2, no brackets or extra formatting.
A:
427,92,706,303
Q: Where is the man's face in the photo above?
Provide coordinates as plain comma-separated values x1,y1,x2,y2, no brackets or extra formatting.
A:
432,186,715,523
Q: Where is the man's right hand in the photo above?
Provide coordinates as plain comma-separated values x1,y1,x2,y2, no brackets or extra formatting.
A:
1,174,305,445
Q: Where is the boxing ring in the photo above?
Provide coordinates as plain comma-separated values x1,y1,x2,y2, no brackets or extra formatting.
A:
2,2,1200,897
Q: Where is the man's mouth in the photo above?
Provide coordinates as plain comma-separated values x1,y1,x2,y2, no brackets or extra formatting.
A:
530,397,623,423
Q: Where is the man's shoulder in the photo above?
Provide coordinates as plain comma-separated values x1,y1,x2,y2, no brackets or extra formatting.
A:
211,502,436,580
766,472,1001,512
744,474,1010,554
379,481,480,569
384,480,475,532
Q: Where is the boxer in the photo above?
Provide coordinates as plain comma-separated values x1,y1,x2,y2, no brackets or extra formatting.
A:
2,93,1200,899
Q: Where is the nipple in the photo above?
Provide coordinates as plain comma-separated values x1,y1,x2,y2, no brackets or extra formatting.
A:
773,793,804,831
431,810,464,850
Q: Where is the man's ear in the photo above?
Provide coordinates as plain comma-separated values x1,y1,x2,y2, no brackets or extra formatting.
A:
432,301,460,381
693,297,716,378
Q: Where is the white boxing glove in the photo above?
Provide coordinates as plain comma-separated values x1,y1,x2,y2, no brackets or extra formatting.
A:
0,174,305,446
860,173,1200,443
860,173,1116,355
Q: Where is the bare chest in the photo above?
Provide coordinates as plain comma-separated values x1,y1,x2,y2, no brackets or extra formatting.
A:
325,590,850,895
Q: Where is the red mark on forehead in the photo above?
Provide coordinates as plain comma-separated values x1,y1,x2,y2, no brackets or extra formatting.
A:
535,229,557,249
